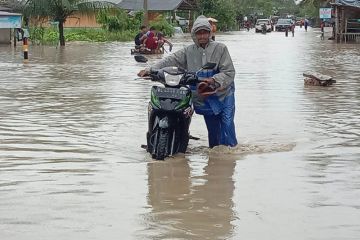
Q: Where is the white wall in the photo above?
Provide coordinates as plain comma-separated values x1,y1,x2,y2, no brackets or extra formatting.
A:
0,29,11,44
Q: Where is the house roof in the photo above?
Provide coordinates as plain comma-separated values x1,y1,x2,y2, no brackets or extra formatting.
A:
0,10,21,16
117,0,197,11
0,6,10,11
333,0,360,8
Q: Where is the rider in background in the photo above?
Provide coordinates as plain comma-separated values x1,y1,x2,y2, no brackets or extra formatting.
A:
134,25,147,49
144,26,161,53
156,29,173,52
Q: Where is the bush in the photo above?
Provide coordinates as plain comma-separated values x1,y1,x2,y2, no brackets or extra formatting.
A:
30,26,59,45
96,9,143,32
28,11,174,45
64,28,137,42
149,16,175,37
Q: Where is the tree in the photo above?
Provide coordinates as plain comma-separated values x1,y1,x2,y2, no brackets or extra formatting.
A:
22,0,114,46
198,0,237,30
298,0,330,18
233,0,298,18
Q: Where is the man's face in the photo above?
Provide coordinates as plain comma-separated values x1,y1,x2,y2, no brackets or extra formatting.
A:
142,28,147,33
195,29,210,45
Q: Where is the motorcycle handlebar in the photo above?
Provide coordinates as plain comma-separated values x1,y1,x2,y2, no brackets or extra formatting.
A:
145,70,218,89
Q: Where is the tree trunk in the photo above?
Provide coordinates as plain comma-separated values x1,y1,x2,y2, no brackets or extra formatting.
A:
143,0,148,26
58,21,65,46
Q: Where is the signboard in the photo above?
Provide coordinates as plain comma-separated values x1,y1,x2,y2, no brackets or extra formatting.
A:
0,15,22,28
319,8,332,19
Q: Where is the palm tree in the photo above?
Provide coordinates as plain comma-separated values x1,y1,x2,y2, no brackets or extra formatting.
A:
22,0,114,46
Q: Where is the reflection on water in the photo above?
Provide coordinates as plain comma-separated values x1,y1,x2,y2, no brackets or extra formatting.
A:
142,155,235,239
0,28,360,239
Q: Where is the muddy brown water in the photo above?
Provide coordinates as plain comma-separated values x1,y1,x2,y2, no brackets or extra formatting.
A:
0,27,359,239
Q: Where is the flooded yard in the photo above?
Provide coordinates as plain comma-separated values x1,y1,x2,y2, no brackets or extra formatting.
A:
0,27,359,239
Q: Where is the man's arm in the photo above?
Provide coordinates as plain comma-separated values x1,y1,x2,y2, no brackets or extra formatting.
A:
140,34,147,41
152,47,187,70
138,47,187,77
212,46,235,89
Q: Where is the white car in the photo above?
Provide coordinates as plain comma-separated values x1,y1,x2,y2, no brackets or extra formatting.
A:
255,19,272,33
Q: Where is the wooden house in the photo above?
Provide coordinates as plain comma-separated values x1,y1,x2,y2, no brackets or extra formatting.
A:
331,0,360,43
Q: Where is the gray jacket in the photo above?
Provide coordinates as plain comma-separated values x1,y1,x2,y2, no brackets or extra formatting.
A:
151,15,235,104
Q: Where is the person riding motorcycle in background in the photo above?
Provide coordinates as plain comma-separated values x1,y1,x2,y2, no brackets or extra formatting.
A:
138,15,238,148
134,25,147,49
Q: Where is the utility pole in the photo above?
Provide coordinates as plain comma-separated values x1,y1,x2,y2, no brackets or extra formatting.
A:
143,0,149,26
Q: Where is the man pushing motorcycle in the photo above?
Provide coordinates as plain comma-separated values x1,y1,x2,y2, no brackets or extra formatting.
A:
138,15,237,148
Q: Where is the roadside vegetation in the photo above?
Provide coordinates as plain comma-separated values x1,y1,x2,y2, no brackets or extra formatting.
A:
198,0,328,30
5,0,327,45
28,8,174,46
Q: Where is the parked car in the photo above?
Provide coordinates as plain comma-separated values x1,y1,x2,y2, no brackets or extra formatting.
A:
255,19,272,32
275,19,293,31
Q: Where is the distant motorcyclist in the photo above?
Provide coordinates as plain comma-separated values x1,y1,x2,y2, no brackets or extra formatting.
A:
156,30,173,52
134,25,147,49
138,15,237,148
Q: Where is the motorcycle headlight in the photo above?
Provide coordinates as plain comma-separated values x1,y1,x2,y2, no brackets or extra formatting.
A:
164,73,181,86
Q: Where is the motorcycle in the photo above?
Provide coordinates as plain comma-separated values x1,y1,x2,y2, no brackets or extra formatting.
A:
135,55,216,160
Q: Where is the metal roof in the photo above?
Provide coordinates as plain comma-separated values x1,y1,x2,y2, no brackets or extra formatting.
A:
0,6,11,11
117,0,196,11
0,10,21,16
333,0,360,8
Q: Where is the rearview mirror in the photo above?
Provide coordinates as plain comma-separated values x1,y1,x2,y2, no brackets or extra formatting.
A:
202,62,216,69
134,55,148,63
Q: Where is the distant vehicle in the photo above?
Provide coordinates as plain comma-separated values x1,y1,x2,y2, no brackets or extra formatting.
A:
255,19,272,33
173,27,184,36
175,16,189,27
275,19,293,32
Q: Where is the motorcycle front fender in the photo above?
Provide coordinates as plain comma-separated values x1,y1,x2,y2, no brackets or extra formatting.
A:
159,116,169,129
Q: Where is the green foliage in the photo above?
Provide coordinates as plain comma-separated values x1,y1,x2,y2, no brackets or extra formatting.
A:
199,0,237,30
30,26,59,45
129,11,144,31
207,0,299,27
29,27,137,44
23,0,113,46
96,9,130,32
299,0,325,18
64,28,137,42
29,26,45,45
149,16,175,37
44,28,59,43
299,3,319,18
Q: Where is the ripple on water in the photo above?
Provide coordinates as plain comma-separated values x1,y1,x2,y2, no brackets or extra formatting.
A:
188,142,296,156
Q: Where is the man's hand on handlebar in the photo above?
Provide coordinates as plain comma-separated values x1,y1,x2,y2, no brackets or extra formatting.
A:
197,78,220,98
138,69,150,77
202,78,221,89
202,78,215,85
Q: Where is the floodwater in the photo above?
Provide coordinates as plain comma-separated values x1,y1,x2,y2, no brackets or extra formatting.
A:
0,27,359,240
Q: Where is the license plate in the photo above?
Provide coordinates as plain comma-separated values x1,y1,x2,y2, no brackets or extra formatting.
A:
156,88,187,99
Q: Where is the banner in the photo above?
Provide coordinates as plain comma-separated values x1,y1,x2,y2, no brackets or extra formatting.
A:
319,8,332,19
